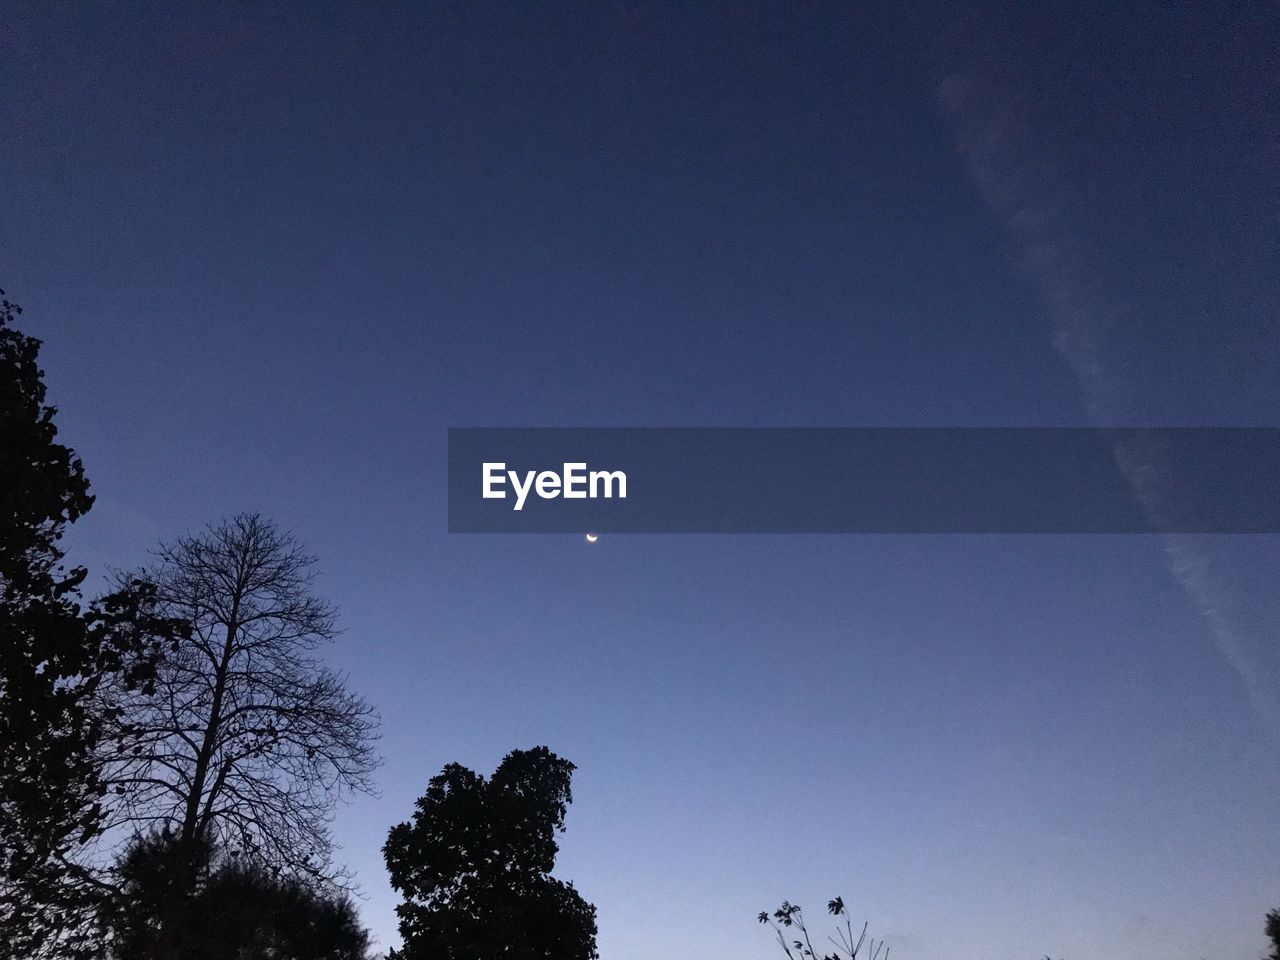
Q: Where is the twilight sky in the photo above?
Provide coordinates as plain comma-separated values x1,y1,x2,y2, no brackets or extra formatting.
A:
3,3,1279,958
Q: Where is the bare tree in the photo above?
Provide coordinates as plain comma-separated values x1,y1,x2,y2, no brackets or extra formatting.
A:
102,514,378,887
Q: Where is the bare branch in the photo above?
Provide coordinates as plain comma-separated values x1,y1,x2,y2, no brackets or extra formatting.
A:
100,514,380,888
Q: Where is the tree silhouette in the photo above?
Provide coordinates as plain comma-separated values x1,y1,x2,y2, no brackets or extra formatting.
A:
0,290,184,959
384,746,597,960
1266,909,1280,960
758,897,888,960
100,514,379,948
106,830,372,960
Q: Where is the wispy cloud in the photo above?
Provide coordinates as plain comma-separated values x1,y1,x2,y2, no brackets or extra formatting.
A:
937,73,1280,738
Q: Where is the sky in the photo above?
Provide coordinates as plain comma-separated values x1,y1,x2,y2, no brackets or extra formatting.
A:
3,2,1279,958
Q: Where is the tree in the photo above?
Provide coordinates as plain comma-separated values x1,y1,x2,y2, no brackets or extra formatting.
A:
1266,909,1280,960
102,513,379,933
758,897,888,960
107,830,372,960
384,746,597,960
0,290,182,958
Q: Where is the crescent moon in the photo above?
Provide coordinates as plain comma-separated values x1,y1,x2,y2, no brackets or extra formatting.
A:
585,533,599,543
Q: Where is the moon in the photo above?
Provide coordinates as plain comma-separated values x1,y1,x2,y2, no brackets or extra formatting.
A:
585,533,598,543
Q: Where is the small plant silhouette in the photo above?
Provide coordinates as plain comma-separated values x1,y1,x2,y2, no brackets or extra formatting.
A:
758,896,888,960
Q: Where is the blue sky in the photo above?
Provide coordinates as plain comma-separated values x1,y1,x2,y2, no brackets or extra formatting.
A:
3,3,1278,957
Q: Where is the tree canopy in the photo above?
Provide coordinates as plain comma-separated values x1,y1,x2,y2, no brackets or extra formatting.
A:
384,746,597,960
108,830,372,960
0,290,182,958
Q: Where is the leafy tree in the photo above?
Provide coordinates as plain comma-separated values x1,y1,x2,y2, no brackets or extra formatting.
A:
107,830,372,960
1266,909,1280,960
101,513,379,948
384,746,597,960
758,897,888,960
0,290,183,958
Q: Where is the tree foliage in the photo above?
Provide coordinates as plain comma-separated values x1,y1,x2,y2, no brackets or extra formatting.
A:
384,746,597,960
107,830,372,960
0,290,183,958
758,897,888,960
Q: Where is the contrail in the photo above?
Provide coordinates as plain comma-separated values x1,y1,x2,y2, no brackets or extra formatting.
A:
937,73,1280,738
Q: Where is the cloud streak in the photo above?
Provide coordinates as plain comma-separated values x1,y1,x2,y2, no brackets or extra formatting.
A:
938,73,1280,738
